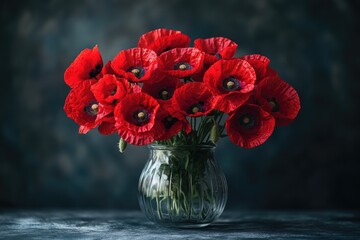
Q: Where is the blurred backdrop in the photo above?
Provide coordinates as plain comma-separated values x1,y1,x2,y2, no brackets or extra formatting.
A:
1,0,359,210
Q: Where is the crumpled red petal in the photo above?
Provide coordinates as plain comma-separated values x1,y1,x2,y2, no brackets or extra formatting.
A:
91,74,131,105
203,59,256,113
241,54,278,83
194,37,238,65
155,108,191,141
225,104,275,148
111,48,158,83
255,75,301,126
138,28,191,55
64,45,103,88
114,92,160,133
158,48,205,78
171,82,215,117
142,75,183,104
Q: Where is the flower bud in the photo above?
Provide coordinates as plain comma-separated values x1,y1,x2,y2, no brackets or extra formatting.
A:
118,138,127,153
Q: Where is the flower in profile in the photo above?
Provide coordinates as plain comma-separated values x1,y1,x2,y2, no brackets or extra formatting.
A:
64,81,113,134
226,104,275,148
172,82,214,117
138,28,191,55
255,75,300,126
91,74,131,105
114,93,164,145
111,48,158,83
194,37,238,65
142,75,183,107
158,48,205,79
203,59,256,113
156,109,191,141
241,54,278,83
64,45,103,88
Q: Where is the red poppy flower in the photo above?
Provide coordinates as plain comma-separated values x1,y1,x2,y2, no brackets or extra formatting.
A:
101,61,119,76
97,114,117,135
114,93,164,145
64,81,113,134
111,48,158,83
203,59,256,113
142,75,183,104
194,37,238,65
241,54,278,83
138,28,191,55
158,48,205,78
172,82,214,117
91,74,131,105
155,108,191,141
255,75,300,126
64,45,103,88
225,104,275,148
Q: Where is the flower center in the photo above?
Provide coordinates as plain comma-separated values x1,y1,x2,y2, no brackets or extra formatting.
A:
128,66,145,79
162,116,178,129
133,109,149,125
267,97,279,112
174,62,192,71
240,114,255,129
110,87,117,96
187,102,204,114
89,64,102,78
222,77,242,91
158,89,172,100
85,102,99,116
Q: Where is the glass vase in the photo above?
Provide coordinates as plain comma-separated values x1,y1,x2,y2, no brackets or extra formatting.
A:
138,144,227,228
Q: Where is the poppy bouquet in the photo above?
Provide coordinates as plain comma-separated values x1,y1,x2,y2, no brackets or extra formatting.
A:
64,28,300,152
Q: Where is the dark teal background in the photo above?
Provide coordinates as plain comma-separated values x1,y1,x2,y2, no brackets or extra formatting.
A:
1,0,359,209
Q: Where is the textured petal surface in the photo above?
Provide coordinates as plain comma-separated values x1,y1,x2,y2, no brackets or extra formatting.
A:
194,37,238,64
255,75,301,126
158,48,205,78
138,28,190,55
172,82,215,117
226,104,275,148
111,48,158,82
64,45,103,88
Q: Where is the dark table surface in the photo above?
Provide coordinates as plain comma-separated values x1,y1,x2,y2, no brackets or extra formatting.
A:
0,210,359,239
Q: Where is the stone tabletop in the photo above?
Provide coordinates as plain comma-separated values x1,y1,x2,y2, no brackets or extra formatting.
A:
0,210,359,239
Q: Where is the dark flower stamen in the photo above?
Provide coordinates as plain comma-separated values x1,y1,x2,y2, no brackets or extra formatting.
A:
89,64,102,78
133,109,149,125
158,89,172,100
85,102,99,116
267,97,279,112
128,67,145,79
222,76,242,91
162,116,178,129
240,114,256,129
174,62,192,70
187,102,204,114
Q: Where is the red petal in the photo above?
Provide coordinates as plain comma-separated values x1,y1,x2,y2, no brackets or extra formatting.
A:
111,48,158,83
226,104,275,148
91,74,131,105
172,82,214,117
194,37,238,65
158,48,205,78
114,92,160,133
241,54,276,83
255,76,300,126
64,45,103,88
138,28,191,55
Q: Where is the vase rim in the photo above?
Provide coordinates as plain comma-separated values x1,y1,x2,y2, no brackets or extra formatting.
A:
149,144,215,150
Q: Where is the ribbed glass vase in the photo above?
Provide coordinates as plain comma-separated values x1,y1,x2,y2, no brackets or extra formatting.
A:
138,144,227,228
